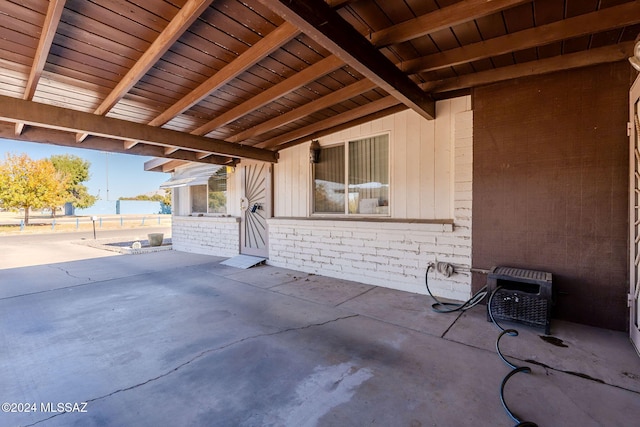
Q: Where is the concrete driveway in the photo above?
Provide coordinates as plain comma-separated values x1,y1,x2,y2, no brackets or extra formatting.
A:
1,239,639,426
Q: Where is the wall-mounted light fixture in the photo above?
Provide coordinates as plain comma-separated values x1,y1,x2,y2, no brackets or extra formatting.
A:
309,140,321,163
630,39,640,72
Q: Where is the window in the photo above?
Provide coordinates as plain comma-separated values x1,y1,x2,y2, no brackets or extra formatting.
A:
190,167,227,214
313,134,389,215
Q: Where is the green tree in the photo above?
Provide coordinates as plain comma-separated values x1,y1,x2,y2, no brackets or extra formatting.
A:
119,189,171,206
0,153,68,225
49,154,97,214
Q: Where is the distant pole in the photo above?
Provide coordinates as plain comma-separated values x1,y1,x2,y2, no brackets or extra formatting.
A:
91,216,97,239
105,152,110,201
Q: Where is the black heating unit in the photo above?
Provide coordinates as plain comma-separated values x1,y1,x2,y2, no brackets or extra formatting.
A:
486,266,553,334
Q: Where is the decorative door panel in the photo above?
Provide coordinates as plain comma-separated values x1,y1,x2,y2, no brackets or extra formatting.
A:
240,161,271,257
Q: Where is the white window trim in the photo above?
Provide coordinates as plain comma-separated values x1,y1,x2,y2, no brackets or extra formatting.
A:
311,132,391,218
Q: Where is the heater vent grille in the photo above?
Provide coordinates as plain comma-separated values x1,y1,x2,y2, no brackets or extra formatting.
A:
487,266,553,334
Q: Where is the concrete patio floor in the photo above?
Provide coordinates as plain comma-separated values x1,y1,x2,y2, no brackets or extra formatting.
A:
1,248,639,427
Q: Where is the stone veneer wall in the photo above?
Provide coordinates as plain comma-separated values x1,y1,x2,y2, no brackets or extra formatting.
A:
172,216,240,258
267,110,473,300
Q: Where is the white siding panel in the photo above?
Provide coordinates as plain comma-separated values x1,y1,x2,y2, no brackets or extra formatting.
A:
434,101,452,218
420,116,436,218
392,111,408,217
274,143,309,217
405,111,421,217
275,96,471,221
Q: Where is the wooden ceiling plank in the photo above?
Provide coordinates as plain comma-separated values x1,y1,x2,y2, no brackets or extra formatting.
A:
0,95,278,163
192,55,345,136
257,96,402,149
75,0,213,142
226,78,377,143
23,0,66,102
148,22,300,128
421,41,634,93
370,0,532,47
403,1,640,74
93,0,213,117
257,0,435,120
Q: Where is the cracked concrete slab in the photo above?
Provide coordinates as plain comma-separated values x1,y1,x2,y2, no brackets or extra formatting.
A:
1,247,639,427
444,308,640,394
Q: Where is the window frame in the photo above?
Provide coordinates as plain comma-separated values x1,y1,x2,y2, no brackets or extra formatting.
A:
311,133,391,217
188,168,228,216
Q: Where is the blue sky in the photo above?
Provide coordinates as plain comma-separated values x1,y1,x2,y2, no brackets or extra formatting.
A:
1,139,171,200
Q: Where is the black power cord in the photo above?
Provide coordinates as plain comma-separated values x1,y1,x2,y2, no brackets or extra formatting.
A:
424,263,487,313
425,266,538,427
488,287,538,427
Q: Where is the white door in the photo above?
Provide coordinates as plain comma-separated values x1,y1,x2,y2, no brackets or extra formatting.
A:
240,161,271,257
629,74,640,356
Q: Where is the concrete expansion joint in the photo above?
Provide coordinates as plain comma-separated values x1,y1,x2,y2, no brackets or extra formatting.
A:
23,313,361,426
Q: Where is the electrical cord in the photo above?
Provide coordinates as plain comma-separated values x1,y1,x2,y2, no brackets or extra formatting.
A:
488,286,538,427
425,267,538,427
424,263,487,313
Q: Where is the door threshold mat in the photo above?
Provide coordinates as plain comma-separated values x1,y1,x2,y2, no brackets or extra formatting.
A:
220,255,267,269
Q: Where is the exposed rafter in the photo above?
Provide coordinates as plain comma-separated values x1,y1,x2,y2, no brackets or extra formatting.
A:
257,96,402,149
16,0,66,136
257,0,435,120
422,42,635,94
148,22,299,128
1,0,636,160
402,1,640,74
276,104,408,152
0,95,278,163
369,0,531,47
192,55,345,136
226,78,377,143
77,0,214,142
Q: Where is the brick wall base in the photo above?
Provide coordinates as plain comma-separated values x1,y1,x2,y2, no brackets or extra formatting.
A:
172,216,240,257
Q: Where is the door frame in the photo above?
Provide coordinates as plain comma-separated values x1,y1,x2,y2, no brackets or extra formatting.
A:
629,73,640,356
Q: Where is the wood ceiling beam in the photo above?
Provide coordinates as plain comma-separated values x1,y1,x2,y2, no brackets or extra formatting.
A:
148,21,299,128
403,1,640,74
0,95,278,163
257,96,402,149
161,159,189,172
23,0,66,100
421,42,634,94
257,0,435,120
123,140,138,150
77,0,213,142
276,104,408,151
370,0,531,47
16,0,66,136
221,0,527,145
226,78,377,143
192,55,344,136
0,123,230,166
94,0,213,116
